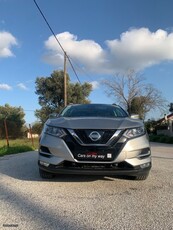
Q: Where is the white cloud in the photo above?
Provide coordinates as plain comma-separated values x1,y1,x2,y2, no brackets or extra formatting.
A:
106,28,173,71
17,83,28,90
44,28,173,74
91,81,99,90
0,31,18,57
44,31,106,73
0,83,12,90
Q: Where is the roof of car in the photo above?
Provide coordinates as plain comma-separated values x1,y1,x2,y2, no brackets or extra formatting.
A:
67,103,119,107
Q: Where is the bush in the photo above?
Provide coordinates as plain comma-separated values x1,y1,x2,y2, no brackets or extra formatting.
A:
149,135,158,142
149,134,173,144
166,136,173,144
158,136,167,143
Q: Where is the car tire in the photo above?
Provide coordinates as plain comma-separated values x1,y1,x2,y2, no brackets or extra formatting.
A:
39,169,54,179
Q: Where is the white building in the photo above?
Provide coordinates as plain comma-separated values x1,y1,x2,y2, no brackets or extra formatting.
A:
157,113,173,137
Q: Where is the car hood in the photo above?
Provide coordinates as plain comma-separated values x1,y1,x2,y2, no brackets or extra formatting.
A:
46,117,143,129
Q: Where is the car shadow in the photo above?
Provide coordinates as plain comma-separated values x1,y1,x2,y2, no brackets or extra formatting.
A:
0,151,127,182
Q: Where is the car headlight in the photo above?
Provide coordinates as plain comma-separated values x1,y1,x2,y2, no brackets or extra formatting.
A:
124,126,145,138
44,125,66,138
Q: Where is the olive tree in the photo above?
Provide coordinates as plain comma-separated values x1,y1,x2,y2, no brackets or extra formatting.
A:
35,70,92,123
0,104,25,138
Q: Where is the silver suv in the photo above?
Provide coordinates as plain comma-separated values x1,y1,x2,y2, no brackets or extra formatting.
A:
38,104,151,180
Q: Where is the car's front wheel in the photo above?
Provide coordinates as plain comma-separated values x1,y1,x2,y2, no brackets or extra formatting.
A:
39,169,54,179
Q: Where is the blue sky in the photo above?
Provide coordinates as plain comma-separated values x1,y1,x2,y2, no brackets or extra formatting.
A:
0,0,173,124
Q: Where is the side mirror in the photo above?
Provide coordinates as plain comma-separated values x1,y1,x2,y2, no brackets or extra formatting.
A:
49,113,59,119
130,114,139,119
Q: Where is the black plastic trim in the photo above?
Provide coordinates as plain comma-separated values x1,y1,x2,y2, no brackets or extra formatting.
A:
38,161,151,176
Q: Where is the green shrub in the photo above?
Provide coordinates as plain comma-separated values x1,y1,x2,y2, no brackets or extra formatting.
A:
149,135,159,142
158,136,167,143
149,135,173,144
166,136,173,144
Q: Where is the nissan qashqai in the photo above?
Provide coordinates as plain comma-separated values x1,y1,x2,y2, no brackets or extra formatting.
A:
38,104,151,180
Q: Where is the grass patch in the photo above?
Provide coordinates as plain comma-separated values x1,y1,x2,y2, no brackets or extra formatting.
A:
0,145,34,157
0,138,39,157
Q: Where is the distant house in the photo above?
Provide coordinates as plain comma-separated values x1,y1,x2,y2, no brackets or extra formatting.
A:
157,113,173,136
27,132,39,139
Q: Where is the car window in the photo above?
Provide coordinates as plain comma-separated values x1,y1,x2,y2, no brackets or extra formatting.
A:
60,104,128,118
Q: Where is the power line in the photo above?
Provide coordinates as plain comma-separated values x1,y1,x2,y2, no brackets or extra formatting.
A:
33,0,65,53
67,57,82,84
33,0,82,85
23,110,35,112
68,56,95,82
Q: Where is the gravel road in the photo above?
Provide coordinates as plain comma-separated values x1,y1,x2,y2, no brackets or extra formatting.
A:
0,143,173,230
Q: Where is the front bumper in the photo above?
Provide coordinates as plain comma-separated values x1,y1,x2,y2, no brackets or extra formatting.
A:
38,132,152,176
38,160,151,176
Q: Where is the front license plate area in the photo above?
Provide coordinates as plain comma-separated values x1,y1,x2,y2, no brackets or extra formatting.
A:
76,151,113,161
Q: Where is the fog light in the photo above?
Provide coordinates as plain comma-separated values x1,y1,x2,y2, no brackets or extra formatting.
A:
39,161,50,167
140,162,151,169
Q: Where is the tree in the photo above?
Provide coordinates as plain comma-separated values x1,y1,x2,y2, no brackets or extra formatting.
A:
103,70,167,119
31,122,43,135
35,106,55,124
0,104,25,139
35,70,92,123
131,96,147,119
68,82,92,104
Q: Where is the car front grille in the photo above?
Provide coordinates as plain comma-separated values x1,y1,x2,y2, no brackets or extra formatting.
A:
63,129,126,162
73,129,116,144
67,129,124,146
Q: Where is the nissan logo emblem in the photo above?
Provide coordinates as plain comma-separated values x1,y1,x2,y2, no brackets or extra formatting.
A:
89,131,101,141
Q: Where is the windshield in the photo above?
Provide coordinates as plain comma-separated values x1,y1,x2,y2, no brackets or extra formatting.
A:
60,104,128,118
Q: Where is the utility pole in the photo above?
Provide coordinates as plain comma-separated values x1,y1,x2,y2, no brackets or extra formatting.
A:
29,124,34,147
64,52,67,107
4,117,9,147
